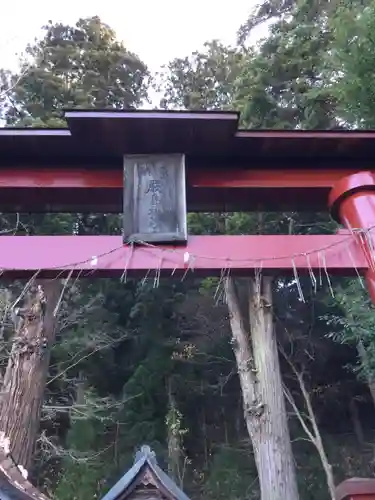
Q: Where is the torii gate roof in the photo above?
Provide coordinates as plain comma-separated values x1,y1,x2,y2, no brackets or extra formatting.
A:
0,110,374,212
0,110,375,163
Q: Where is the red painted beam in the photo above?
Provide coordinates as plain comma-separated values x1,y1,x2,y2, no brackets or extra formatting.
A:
189,169,359,189
0,168,366,190
0,167,369,212
0,169,121,188
0,234,366,278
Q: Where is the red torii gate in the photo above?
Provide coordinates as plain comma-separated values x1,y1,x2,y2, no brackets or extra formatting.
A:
1,110,375,498
1,111,375,297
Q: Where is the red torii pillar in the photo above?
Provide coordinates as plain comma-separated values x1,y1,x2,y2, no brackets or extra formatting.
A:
330,173,375,499
335,478,375,500
329,171,375,304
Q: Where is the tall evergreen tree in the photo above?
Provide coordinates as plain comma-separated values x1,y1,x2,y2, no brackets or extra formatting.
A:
0,16,149,126
0,16,149,472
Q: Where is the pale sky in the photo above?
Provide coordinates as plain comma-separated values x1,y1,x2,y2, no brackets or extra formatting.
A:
0,0,262,74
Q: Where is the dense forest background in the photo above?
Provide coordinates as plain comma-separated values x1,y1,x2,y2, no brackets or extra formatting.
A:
1,1,375,499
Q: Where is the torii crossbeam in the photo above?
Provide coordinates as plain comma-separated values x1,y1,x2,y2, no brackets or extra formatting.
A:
0,233,366,279
1,110,375,301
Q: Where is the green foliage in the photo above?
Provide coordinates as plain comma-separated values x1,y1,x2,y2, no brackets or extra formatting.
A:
203,447,258,500
328,0,375,126
324,279,375,380
157,40,251,110
237,0,295,44
54,458,107,500
0,16,149,125
235,0,339,129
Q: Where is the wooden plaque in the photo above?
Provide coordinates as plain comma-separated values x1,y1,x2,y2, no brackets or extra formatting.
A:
123,154,187,244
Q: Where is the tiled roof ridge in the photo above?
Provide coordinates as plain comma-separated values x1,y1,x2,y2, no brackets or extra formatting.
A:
101,444,191,500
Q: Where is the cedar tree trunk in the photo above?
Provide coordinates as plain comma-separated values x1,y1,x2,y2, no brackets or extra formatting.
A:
0,279,61,470
226,276,299,500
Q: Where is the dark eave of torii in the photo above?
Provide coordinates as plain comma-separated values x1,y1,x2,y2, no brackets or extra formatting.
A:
0,109,375,212
101,445,190,500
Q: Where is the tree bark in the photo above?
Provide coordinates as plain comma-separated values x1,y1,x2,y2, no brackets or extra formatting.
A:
226,276,299,500
282,364,336,500
0,279,61,470
167,382,180,482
